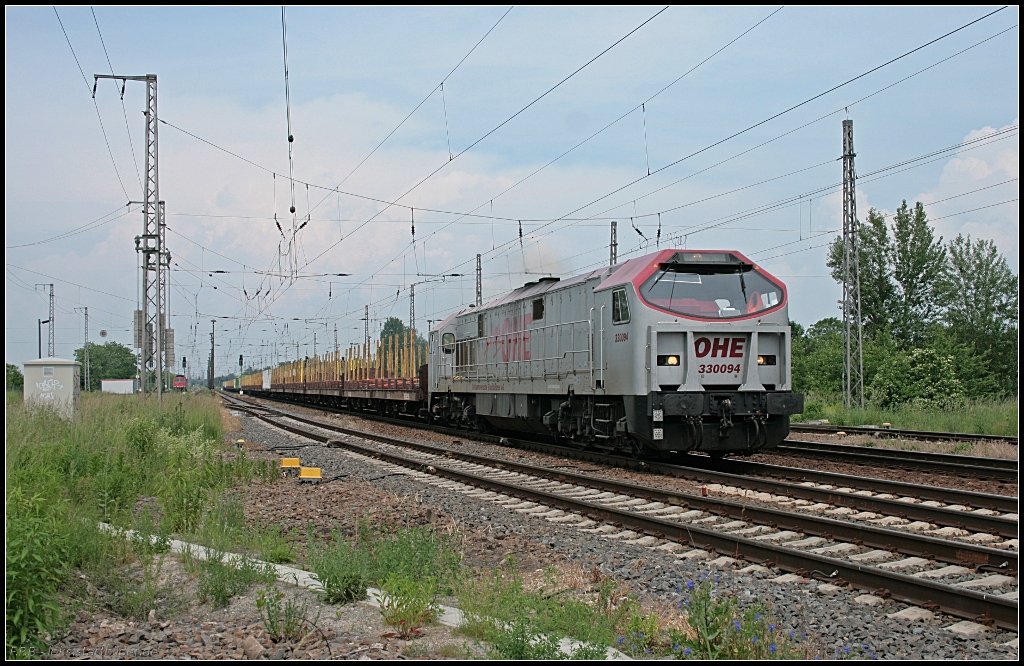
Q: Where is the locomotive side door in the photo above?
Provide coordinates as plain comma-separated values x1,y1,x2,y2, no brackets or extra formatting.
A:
433,327,456,387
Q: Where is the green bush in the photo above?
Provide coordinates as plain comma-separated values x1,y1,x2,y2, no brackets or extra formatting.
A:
379,572,440,637
5,489,69,656
309,539,370,604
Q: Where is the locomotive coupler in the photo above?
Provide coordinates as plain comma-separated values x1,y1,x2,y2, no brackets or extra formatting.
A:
718,399,733,438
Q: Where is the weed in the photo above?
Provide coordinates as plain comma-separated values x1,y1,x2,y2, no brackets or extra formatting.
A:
672,576,804,659
5,489,68,656
309,539,370,605
257,586,316,643
191,552,276,608
378,572,440,638
252,525,295,564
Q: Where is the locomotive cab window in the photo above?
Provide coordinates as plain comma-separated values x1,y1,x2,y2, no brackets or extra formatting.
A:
612,288,630,323
640,252,784,319
441,332,455,354
532,298,544,321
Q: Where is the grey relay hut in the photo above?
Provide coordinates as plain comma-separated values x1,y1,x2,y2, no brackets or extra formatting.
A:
23,357,81,419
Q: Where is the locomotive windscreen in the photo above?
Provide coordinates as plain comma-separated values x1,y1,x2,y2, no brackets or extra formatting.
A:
641,254,783,318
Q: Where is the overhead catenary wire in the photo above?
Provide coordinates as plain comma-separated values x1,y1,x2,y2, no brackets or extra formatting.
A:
53,6,130,201
91,6,143,192
138,10,1013,363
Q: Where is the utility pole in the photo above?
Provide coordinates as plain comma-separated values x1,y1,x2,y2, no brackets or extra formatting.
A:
36,284,55,356
364,305,369,360
98,73,162,400
75,307,90,390
409,283,415,336
841,119,865,408
208,319,215,390
475,254,482,307
609,221,618,266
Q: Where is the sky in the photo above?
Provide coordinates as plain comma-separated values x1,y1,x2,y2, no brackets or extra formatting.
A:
5,6,1019,380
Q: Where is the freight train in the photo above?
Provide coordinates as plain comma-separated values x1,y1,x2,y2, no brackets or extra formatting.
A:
230,249,803,457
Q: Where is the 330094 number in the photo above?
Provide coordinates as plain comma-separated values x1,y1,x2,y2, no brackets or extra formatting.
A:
699,363,741,374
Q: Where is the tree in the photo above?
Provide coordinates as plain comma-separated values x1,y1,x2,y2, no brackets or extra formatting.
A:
935,235,1018,397
936,235,1017,341
73,342,137,391
827,208,897,336
791,318,844,396
6,363,24,391
891,201,946,343
828,202,945,345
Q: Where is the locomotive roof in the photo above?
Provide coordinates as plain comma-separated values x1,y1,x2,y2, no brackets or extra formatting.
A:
429,249,754,332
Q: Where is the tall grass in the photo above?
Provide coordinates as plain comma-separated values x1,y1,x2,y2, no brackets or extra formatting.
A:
5,393,272,656
795,395,1018,437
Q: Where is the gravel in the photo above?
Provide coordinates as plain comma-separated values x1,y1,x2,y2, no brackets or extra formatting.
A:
53,396,1016,660
239,410,1019,661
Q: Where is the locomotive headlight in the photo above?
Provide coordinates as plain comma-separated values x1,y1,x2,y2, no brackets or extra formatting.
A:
757,354,777,366
657,355,680,366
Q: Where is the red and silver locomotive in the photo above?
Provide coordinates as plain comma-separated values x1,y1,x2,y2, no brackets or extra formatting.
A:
429,249,803,456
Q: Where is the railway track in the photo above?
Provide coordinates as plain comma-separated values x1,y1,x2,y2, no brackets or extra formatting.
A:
776,439,1018,481
224,394,1019,631
790,423,1018,446
228,392,1018,533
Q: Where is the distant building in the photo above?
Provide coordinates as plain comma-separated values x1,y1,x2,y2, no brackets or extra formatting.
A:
101,378,137,395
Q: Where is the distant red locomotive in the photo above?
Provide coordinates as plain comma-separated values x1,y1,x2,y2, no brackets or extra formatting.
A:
172,374,187,390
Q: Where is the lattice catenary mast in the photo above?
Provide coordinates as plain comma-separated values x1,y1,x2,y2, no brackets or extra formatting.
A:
841,119,865,408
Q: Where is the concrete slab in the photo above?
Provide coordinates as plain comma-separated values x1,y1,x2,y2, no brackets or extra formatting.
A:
913,565,974,579
887,607,934,622
547,513,585,524
753,530,801,542
848,549,894,563
854,594,886,607
962,533,1001,544
728,525,773,536
707,556,738,568
944,620,990,638
926,526,969,538
869,516,908,526
786,536,828,548
623,535,660,546
676,549,711,561
602,530,640,540
877,557,931,571
817,583,844,595
654,542,686,553
956,574,1017,590
810,542,859,555
772,573,806,583
738,564,770,574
